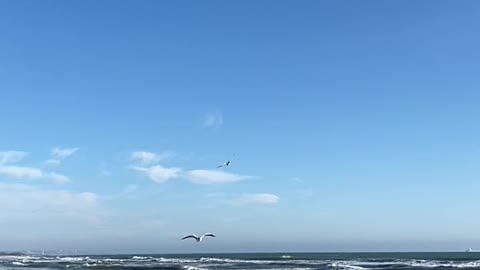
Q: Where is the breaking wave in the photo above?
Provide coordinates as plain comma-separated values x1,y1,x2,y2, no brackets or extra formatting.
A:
1,254,480,269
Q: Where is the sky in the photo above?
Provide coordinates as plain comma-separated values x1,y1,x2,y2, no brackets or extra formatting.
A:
1,0,480,254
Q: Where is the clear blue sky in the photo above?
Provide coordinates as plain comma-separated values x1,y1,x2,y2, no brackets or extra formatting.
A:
1,0,480,254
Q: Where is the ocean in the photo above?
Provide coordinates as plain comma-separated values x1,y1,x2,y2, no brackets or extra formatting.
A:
1,252,479,270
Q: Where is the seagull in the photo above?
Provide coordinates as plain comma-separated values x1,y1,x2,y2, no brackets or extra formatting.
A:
181,233,216,242
217,160,231,168
217,154,235,168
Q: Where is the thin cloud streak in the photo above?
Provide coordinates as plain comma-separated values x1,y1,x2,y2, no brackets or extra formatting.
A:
186,169,255,185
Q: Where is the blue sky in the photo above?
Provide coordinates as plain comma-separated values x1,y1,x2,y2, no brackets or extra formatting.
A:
1,0,480,253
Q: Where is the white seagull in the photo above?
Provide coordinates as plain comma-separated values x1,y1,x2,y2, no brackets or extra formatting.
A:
181,233,216,242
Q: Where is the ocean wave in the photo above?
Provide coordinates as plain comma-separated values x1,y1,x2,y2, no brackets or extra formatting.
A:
329,259,480,269
408,259,480,268
132,256,153,260
2,255,480,270
199,256,289,264
329,262,366,270
182,266,208,270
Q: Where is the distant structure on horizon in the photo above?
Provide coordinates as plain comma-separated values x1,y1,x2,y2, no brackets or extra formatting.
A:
466,248,480,252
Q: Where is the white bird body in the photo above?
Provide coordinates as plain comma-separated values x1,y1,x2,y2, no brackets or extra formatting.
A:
181,233,216,242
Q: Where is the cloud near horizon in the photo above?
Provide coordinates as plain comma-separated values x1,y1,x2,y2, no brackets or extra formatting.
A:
0,183,97,211
46,172,71,184
0,182,100,230
0,151,71,184
204,192,280,206
0,165,71,184
0,165,43,179
236,193,280,205
186,169,254,185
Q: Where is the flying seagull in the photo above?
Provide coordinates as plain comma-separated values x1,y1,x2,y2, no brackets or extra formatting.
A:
217,154,235,168
181,233,216,242
217,160,231,168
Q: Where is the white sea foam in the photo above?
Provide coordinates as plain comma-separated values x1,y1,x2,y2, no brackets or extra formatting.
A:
329,262,367,270
409,260,480,268
330,259,480,269
59,257,86,262
199,257,280,264
132,256,152,260
3,255,480,270
182,266,209,270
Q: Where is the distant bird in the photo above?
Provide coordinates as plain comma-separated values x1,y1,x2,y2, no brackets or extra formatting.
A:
181,233,216,242
217,160,231,168
217,153,235,168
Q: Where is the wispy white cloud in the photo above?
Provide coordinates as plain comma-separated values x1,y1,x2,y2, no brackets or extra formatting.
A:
51,147,79,159
236,193,280,205
0,165,71,184
0,165,43,179
0,151,28,164
186,169,254,185
0,150,72,184
44,147,78,166
204,192,280,206
44,159,61,166
132,165,181,183
46,172,71,184
130,151,173,165
131,151,158,165
129,150,179,183
203,112,223,128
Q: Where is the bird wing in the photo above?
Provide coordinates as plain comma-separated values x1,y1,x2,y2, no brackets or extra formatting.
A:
203,233,216,238
181,235,198,240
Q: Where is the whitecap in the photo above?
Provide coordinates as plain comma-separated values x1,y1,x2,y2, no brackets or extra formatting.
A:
329,262,366,270
183,266,209,270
